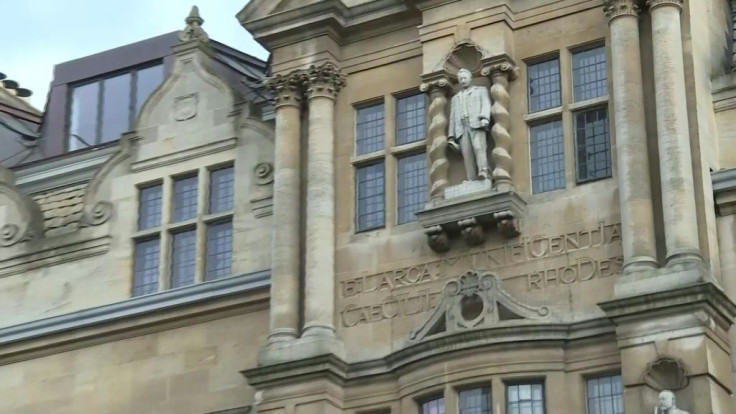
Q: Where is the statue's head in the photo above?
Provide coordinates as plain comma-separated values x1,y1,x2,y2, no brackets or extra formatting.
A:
658,390,675,410
457,68,472,88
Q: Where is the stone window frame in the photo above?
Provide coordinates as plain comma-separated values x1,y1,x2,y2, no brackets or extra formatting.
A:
504,380,546,414
67,61,164,152
351,89,428,233
522,40,612,195
584,372,624,414
131,162,235,296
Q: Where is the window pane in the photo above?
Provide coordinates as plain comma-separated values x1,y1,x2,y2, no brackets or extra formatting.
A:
136,64,164,116
506,383,544,414
170,230,196,288
133,238,160,296
573,46,607,102
356,162,385,231
138,185,163,230
459,388,491,414
209,167,234,214
100,72,132,143
69,81,99,150
356,104,385,155
586,375,624,414
206,221,232,281
397,153,427,224
172,176,198,222
528,58,561,113
530,121,565,193
421,397,445,414
396,94,426,145
575,108,611,183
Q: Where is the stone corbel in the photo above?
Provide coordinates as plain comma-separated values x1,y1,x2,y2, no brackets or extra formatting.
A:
458,218,484,246
81,134,136,227
420,72,453,203
481,55,518,191
493,210,520,238
425,225,450,253
0,167,44,247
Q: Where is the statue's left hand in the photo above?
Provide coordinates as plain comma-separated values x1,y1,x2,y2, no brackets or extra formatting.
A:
480,118,490,128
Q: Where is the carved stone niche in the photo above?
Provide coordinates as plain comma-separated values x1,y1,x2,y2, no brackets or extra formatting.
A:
409,270,550,343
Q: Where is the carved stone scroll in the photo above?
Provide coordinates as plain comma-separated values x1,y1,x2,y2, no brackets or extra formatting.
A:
81,135,135,227
420,77,452,203
409,270,550,342
0,167,44,246
481,57,518,191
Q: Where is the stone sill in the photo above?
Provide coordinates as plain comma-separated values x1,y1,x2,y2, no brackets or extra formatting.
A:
0,270,270,363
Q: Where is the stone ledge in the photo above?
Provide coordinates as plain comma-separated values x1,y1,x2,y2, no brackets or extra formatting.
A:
416,189,527,252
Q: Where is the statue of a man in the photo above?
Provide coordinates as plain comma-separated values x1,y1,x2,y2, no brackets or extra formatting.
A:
654,390,689,414
448,68,492,181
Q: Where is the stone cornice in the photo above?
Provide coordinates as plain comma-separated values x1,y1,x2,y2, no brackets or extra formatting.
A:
0,271,270,365
603,0,641,22
243,317,615,388
712,168,736,215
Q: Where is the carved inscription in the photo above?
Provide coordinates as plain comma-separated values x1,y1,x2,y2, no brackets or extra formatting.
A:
339,223,623,327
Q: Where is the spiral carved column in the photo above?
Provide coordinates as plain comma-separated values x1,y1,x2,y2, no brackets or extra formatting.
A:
420,78,452,203
482,61,517,191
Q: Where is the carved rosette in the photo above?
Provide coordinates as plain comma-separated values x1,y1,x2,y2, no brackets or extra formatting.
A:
646,0,683,11
481,59,518,191
264,71,306,109
305,63,346,100
603,0,641,21
420,77,452,202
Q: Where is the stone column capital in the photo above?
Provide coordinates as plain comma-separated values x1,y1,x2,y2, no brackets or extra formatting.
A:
305,62,346,100
420,77,452,94
480,56,519,81
603,0,641,22
646,0,683,11
264,71,306,109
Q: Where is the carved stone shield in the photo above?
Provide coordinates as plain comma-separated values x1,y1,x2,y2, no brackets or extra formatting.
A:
173,93,199,121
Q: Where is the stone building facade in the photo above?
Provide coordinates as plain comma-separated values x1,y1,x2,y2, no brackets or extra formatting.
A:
1,1,736,413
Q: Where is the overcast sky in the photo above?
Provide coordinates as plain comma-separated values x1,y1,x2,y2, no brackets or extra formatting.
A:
2,0,267,109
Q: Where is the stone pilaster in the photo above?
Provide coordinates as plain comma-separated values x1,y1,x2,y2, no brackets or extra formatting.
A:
603,0,658,271
303,63,345,339
647,0,701,265
481,57,518,192
420,75,452,203
263,71,306,344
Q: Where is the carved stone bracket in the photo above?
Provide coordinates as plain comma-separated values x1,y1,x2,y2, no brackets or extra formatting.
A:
603,0,641,21
0,168,44,247
409,270,550,342
81,135,136,227
416,190,526,252
420,73,453,203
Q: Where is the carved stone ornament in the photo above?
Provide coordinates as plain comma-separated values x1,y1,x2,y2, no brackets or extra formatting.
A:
254,162,274,186
173,93,199,121
409,270,550,342
642,357,689,392
654,390,690,414
264,71,306,108
81,135,135,227
603,0,641,21
442,41,484,76
178,5,209,43
0,168,44,247
305,62,346,100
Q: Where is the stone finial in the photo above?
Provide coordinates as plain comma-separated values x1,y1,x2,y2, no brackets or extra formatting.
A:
179,5,209,43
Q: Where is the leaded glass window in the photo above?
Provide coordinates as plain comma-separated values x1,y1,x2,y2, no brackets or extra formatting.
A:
459,388,491,414
586,375,624,414
397,153,427,224
575,108,611,183
506,383,544,414
573,46,608,102
356,162,385,231
138,184,163,230
356,104,385,155
528,58,561,113
206,221,232,281
396,94,426,145
172,176,198,222
209,167,234,214
530,121,565,193
170,230,196,288
420,397,445,414
133,238,160,296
